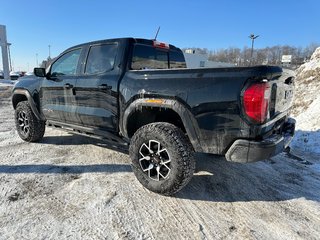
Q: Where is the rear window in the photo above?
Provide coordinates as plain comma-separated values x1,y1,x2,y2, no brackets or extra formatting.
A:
131,44,168,70
170,50,187,69
131,44,186,70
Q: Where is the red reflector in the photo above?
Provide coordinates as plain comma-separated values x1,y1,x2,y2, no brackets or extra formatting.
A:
243,82,270,123
153,40,169,49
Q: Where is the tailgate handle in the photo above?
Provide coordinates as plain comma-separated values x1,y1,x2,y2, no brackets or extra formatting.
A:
64,83,73,89
285,77,294,85
98,84,112,90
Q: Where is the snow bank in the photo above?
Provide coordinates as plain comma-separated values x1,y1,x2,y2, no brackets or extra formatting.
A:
291,47,320,154
310,47,320,61
292,47,320,116
298,47,320,72
0,80,16,87
291,95,320,154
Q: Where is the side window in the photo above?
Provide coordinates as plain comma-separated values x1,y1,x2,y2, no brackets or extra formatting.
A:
85,44,118,74
170,50,187,69
51,49,81,76
131,44,168,70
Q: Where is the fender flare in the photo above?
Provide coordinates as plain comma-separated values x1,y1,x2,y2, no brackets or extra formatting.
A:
121,98,203,152
12,89,45,121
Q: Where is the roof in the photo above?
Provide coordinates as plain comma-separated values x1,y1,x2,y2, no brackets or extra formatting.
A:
63,37,181,53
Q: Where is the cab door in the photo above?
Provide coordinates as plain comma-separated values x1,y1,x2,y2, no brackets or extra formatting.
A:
74,43,120,132
40,48,82,124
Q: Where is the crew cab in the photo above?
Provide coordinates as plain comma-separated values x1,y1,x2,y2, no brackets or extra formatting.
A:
12,38,295,195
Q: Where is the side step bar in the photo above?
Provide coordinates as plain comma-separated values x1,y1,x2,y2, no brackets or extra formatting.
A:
46,120,129,146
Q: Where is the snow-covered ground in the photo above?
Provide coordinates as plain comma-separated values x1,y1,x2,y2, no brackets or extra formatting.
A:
0,80,16,87
0,48,320,239
0,78,320,239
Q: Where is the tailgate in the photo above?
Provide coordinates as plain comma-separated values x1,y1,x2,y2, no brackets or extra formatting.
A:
269,69,295,119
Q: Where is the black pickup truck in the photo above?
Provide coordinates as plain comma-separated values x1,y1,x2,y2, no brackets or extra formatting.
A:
12,38,295,195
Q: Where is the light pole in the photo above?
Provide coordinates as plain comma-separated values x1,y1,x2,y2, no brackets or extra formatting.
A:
48,45,51,59
249,34,259,66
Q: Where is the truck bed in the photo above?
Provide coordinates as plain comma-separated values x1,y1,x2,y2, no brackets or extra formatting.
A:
120,65,294,154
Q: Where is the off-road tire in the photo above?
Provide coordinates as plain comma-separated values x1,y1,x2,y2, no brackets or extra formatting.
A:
129,122,195,195
15,101,45,142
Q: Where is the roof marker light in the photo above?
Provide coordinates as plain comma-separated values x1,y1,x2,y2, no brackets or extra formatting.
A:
153,41,169,49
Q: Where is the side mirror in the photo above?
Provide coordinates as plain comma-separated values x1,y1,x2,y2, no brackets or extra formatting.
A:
34,68,46,77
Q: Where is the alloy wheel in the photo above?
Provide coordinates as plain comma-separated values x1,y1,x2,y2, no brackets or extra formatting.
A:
138,140,171,181
17,111,30,137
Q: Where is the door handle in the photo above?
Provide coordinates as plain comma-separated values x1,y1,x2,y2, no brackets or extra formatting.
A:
64,83,73,89
98,84,112,90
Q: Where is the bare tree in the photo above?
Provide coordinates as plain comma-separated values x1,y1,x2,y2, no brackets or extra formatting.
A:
183,43,320,67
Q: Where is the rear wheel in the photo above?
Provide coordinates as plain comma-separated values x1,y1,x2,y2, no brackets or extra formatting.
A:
15,101,45,142
129,122,195,195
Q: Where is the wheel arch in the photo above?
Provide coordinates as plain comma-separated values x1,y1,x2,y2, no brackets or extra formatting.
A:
12,89,44,120
122,98,203,152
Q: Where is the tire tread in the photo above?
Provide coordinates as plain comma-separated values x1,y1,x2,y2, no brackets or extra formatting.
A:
129,122,195,196
15,101,45,142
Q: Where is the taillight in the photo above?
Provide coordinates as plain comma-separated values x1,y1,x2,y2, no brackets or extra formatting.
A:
243,82,270,123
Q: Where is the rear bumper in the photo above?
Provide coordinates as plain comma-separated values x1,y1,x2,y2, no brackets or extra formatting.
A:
225,118,295,163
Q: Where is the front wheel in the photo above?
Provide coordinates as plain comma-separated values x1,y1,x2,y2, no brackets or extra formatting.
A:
15,101,45,142
129,122,195,196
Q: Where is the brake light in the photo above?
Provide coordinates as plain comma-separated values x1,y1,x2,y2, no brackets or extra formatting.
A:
153,40,169,49
243,82,270,123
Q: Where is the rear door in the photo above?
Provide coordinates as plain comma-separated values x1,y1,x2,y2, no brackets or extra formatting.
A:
74,42,120,132
40,48,82,123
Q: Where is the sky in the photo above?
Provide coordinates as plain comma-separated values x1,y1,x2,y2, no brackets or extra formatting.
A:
0,0,319,71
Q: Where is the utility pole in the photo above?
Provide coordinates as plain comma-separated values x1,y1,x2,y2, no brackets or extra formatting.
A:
249,34,259,66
